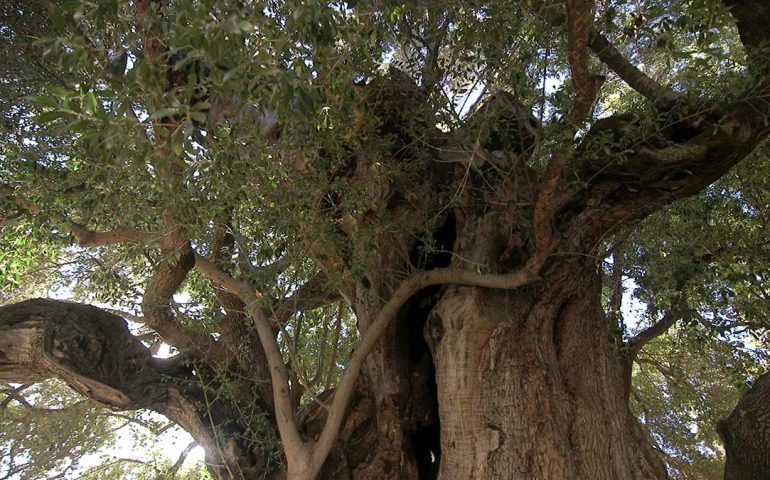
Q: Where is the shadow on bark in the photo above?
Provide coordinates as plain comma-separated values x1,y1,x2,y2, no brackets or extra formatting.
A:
718,372,770,480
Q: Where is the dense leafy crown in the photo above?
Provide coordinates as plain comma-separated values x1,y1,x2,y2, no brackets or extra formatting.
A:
1,0,769,478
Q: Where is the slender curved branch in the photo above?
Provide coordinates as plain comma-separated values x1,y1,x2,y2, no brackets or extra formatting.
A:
12,196,225,364
12,197,155,247
193,253,254,297
207,220,275,410
305,253,546,477
54,220,154,247
198,242,547,477
208,218,250,346
193,252,310,474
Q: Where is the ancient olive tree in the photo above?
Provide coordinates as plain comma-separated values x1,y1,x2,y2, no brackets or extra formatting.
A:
2,0,770,479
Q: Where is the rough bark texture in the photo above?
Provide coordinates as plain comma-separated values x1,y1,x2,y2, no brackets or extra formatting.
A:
0,299,275,480
0,299,171,407
718,372,770,480
419,210,666,480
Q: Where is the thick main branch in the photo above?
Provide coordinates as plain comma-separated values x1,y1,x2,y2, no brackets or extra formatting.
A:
0,298,254,479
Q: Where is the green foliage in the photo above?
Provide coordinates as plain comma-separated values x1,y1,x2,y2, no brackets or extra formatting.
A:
631,325,766,479
0,379,211,479
1,0,769,477
0,380,115,479
606,149,770,477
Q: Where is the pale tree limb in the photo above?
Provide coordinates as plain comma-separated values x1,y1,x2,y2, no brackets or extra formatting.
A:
193,253,254,298
13,197,156,247
197,246,549,478
193,253,311,476
241,300,311,475
208,217,251,350
206,218,276,409
51,218,154,247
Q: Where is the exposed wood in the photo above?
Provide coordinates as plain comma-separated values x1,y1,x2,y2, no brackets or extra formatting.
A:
0,298,263,480
194,252,312,478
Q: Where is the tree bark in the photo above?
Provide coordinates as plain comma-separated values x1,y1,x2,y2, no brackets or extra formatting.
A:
420,211,667,479
718,372,770,480
0,299,274,480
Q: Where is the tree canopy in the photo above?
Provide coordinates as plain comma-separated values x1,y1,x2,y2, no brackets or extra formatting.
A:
1,0,770,479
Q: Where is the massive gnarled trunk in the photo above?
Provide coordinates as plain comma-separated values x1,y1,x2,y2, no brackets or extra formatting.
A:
409,208,663,479
429,270,663,478
321,205,667,479
718,372,770,480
